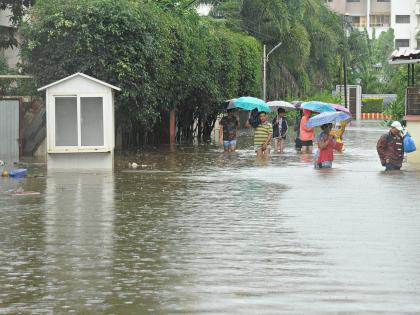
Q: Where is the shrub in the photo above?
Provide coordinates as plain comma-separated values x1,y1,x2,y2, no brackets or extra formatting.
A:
362,97,384,113
20,0,261,145
302,91,342,104
383,100,405,123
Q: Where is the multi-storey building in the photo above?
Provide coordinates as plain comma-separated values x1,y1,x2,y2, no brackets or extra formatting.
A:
326,0,419,50
0,9,20,69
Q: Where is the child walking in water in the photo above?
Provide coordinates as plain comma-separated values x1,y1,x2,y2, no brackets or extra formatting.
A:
314,123,337,169
272,108,288,153
246,112,272,156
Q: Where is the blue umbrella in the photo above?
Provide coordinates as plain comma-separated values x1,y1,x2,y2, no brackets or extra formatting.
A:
306,111,352,128
232,97,270,113
301,101,336,113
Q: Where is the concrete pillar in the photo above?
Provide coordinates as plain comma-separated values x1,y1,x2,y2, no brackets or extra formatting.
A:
405,117,420,163
366,0,370,29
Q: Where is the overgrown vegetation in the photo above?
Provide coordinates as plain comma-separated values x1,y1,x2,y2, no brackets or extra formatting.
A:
362,98,384,113
14,0,409,144
205,0,345,98
20,0,261,146
346,29,397,94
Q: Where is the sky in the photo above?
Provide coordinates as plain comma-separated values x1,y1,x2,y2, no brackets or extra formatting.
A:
197,3,211,16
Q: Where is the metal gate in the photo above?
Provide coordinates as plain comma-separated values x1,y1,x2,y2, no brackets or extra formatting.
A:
349,87,357,119
0,100,20,163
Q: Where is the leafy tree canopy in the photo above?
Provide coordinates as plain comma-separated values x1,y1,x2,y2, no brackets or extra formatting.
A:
21,0,261,145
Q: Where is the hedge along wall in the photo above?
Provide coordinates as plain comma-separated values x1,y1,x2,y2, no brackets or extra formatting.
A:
20,0,262,146
362,98,384,113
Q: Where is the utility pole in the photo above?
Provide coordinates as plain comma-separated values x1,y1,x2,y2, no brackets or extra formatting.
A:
263,44,267,102
263,42,282,101
342,13,350,109
344,60,348,109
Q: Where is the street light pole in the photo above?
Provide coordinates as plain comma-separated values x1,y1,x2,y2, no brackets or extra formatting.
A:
342,13,350,109
343,59,348,109
263,42,282,101
263,44,267,102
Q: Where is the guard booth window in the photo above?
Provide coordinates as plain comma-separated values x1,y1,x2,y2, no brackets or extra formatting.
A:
55,97,78,146
54,96,104,148
81,97,104,146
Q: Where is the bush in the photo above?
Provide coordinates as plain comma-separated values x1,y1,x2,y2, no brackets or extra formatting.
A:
362,98,384,113
20,0,261,145
384,100,405,123
302,91,342,104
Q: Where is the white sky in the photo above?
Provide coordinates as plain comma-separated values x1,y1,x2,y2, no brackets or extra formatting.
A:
197,4,211,16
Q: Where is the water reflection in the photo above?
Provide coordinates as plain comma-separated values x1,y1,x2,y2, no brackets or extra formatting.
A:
1,122,420,314
42,172,115,313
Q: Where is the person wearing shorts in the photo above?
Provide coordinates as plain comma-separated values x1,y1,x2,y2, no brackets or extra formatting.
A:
219,109,239,153
299,109,315,154
272,108,288,154
254,112,272,157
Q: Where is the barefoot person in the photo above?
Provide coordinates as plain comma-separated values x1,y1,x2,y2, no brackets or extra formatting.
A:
219,108,240,153
377,121,404,171
254,112,272,157
272,108,288,153
299,109,315,154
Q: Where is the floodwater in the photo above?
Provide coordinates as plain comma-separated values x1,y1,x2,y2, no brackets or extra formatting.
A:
1,121,420,314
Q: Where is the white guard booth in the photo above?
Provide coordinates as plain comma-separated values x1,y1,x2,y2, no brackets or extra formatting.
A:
38,73,121,170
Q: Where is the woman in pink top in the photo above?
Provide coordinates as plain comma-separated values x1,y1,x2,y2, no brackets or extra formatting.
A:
299,109,315,154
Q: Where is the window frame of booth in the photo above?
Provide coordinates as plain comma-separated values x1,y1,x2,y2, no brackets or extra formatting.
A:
48,93,109,153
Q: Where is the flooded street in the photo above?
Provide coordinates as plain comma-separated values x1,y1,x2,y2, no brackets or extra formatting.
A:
1,121,420,314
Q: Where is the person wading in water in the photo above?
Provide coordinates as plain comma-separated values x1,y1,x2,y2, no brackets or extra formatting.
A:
377,121,404,171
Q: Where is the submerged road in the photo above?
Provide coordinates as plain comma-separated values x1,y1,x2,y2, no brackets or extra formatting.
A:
1,121,420,314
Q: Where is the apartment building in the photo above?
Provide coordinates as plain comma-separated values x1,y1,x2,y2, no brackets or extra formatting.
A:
0,9,20,69
326,0,420,50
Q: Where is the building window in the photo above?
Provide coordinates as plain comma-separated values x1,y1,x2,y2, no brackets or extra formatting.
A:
350,16,367,27
54,95,104,148
396,15,410,24
370,15,390,27
351,16,360,27
395,39,410,49
347,0,360,2
377,0,390,2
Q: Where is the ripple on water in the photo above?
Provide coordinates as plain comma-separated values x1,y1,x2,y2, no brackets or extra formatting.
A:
1,121,420,314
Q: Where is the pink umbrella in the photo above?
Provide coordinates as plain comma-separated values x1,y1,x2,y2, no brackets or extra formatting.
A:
332,104,351,114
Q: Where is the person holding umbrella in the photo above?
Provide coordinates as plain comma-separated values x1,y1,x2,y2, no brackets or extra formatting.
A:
219,108,240,153
314,123,336,169
299,109,315,154
246,111,272,156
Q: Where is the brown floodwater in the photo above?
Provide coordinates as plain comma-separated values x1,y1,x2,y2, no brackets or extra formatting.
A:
1,121,420,314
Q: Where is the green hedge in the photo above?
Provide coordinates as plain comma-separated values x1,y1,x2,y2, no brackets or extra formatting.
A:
20,0,262,144
362,98,384,113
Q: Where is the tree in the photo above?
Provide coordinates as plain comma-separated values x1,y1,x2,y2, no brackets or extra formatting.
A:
206,0,344,98
21,0,261,146
0,0,35,48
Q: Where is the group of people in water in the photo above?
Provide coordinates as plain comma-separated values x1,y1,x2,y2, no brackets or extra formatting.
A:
218,107,347,169
219,107,407,171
